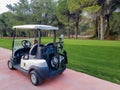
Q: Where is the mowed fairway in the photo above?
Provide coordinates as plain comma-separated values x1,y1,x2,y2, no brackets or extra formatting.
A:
64,39,120,84
0,37,120,84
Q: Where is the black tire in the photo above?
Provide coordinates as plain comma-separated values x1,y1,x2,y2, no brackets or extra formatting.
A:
61,60,66,69
30,70,43,86
7,61,14,70
59,71,63,75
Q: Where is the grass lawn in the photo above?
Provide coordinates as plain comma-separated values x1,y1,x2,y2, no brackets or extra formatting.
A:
0,37,120,84
0,38,12,49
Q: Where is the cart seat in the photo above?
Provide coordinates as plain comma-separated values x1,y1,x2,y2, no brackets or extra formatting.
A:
29,44,44,55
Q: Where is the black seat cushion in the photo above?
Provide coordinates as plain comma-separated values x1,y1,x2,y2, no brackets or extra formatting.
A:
29,44,44,55
29,44,38,55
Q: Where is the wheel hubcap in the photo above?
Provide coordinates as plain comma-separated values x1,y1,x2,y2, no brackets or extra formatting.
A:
31,74,37,84
9,62,12,68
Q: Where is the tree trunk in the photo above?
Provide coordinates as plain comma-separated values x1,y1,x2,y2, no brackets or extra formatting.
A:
98,17,100,39
95,18,99,38
0,34,3,39
67,29,70,38
105,14,110,39
94,17,99,38
75,19,79,39
75,23,78,39
100,14,105,40
67,16,70,39
49,31,52,37
28,31,31,38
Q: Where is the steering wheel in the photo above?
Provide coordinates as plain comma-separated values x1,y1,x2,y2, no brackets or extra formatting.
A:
21,40,31,48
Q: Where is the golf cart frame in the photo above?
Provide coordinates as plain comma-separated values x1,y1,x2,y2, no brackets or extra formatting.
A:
8,25,68,85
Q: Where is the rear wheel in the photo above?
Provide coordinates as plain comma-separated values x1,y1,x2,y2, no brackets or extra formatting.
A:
30,70,43,86
61,60,66,69
7,61,14,70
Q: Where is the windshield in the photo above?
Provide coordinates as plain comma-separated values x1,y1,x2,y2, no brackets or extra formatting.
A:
12,29,56,51
13,38,33,51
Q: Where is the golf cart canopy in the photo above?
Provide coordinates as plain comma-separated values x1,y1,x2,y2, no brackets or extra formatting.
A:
13,24,58,30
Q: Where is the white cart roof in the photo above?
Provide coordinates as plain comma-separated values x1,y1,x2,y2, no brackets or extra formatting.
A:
13,24,58,30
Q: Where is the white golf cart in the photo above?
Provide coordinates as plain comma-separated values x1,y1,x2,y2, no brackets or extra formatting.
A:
7,25,68,85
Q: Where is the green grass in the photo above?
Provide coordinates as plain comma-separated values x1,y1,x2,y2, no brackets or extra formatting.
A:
0,38,12,49
64,39,120,84
0,37,120,84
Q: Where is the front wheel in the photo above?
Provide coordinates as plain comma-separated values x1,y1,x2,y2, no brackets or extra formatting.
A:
7,61,14,70
30,70,43,86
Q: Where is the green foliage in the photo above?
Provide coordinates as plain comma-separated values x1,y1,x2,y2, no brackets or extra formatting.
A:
7,0,33,24
0,12,16,27
6,0,57,25
56,0,69,25
0,0,120,39
0,0,58,37
0,12,16,36
67,0,80,13
110,12,120,34
56,0,101,39
67,0,96,13
83,5,101,15
30,0,57,25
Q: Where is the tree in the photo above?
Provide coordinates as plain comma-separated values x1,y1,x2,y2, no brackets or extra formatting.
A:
64,0,98,39
105,0,120,39
56,0,71,38
67,0,82,39
0,12,16,37
30,0,58,37
6,0,31,24
30,0,57,25
97,0,120,40
83,5,101,39
5,0,58,37
56,0,100,39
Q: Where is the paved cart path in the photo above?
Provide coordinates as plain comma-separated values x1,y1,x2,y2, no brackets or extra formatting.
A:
0,48,120,90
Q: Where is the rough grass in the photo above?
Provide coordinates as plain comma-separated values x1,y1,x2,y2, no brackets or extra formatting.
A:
0,37,120,84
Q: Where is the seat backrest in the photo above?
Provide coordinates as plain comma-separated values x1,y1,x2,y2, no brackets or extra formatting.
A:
29,44,38,55
29,44,44,55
